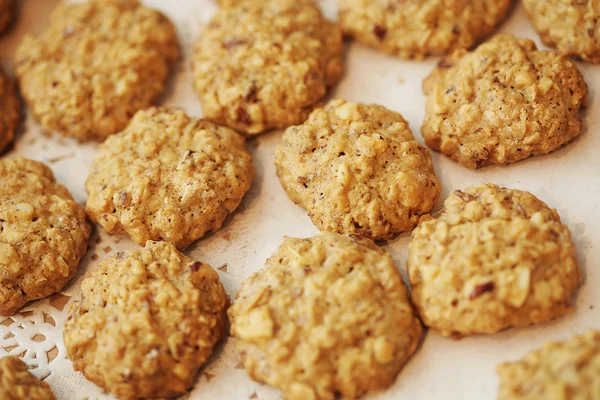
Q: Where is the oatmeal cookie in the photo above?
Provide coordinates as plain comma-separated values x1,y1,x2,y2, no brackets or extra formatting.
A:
338,0,512,59
523,0,600,63
0,69,20,153
422,34,588,169
229,233,422,400
14,0,179,141
0,356,56,400
275,100,440,240
0,157,90,316
192,0,343,134
497,330,600,400
85,107,254,250
0,0,15,35
64,241,229,400
408,184,581,338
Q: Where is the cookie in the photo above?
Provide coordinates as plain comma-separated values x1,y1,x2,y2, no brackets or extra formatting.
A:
338,0,511,59
0,157,90,316
229,233,422,400
64,241,229,400
85,107,254,250
497,330,600,400
408,184,581,338
14,0,179,141
0,69,20,153
0,0,15,35
192,0,343,134
275,100,441,240
523,0,600,63
422,34,588,169
0,356,56,400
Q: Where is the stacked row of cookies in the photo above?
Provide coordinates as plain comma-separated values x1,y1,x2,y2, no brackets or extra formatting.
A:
0,0,598,399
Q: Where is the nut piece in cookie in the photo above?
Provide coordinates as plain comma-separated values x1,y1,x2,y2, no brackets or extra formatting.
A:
0,0,15,35
275,99,441,240
422,34,588,169
338,0,512,59
85,107,254,250
0,356,56,400
497,330,600,399
14,0,179,141
192,0,343,134
408,184,581,338
64,241,229,400
229,233,422,400
0,69,20,153
524,0,600,63
0,157,90,316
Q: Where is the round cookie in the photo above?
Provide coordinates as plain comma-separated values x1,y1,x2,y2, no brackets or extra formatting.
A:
422,34,588,169
408,184,581,338
192,0,343,134
0,356,56,400
0,69,20,153
14,0,179,141
275,100,441,240
64,241,228,399
0,0,15,35
523,0,600,63
85,107,254,250
0,157,90,316
229,233,422,400
497,330,600,399
338,0,512,59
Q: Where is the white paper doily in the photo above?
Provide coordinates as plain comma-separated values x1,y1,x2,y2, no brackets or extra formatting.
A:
0,1,599,399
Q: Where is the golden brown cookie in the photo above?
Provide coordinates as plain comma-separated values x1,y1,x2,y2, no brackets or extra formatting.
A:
0,0,15,35
85,107,254,250
422,34,588,169
229,233,422,400
275,100,441,240
523,0,600,63
0,157,90,316
338,0,512,59
64,241,229,400
497,330,600,400
0,357,56,400
192,0,343,134
408,184,581,338
14,0,179,141
0,69,20,153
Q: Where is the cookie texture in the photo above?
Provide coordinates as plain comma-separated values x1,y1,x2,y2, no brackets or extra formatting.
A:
338,0,511,59
192,0,343,134
86,107,254,250
0,0,14,35
497,330,600,400
408,184,581,338
275,100,440,240
523,0,600,63
14,0,179,141
0,356,56,400
0,69,20,153
0,157,90,316
229,233,422,400
64,241,229,400
422,34,588,169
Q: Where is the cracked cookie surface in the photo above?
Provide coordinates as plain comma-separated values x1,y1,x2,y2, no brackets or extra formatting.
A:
497,330,600,400
0,356,56,400
192,0,343,134
422,34,588,169
0,157,90,316
408,184,581,338
86,107,254,250
0,69,20,153
229,233,422,400
338,0,511,59
64,241,229,400
14,0,179,141
524,0,600,63
275,100,440,240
